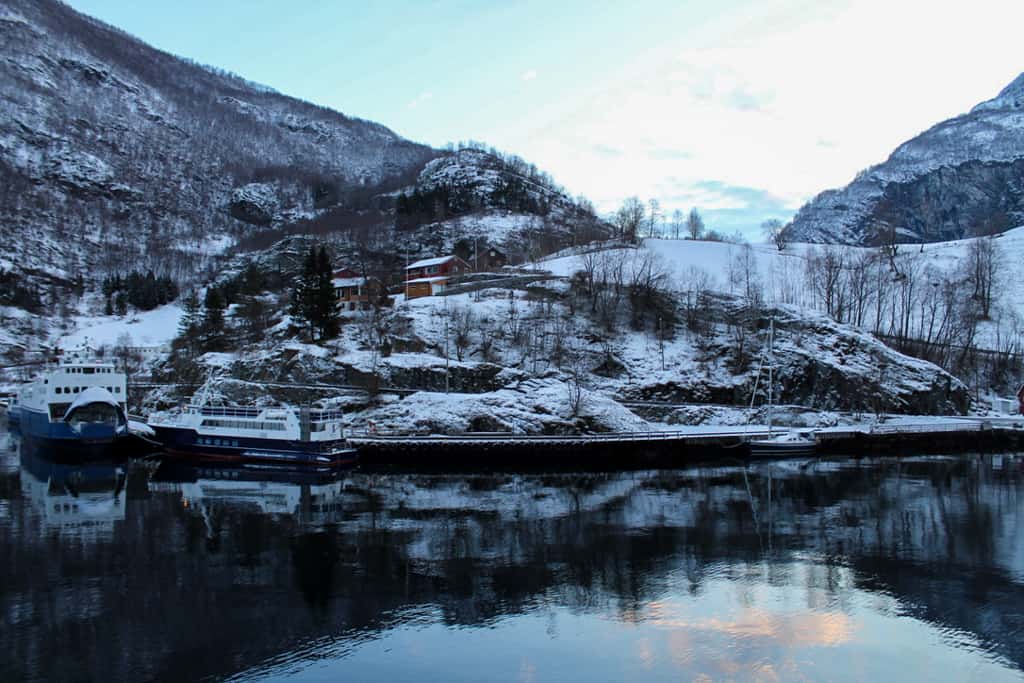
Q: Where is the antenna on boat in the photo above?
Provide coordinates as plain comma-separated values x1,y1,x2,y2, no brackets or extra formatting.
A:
767,317,774,437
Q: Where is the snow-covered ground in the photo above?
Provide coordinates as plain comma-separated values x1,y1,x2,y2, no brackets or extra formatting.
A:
541,227,1024,353
56,303,183,350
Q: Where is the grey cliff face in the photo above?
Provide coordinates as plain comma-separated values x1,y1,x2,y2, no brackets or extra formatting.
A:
786,71,1024,245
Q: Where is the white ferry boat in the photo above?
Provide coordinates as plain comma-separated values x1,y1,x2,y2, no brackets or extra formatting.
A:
148,389,357,467
9,352,131,455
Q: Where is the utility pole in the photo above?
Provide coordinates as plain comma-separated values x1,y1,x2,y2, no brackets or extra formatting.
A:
443,295,450,394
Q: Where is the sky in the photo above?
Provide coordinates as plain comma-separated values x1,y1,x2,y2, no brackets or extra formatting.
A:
68,0,1024,239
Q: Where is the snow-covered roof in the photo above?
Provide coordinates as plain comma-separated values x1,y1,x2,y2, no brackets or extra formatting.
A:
407,255,456,270
63,386,122,420
332,277,366,288
406,276,449,284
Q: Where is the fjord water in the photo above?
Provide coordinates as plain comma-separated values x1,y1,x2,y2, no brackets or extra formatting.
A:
1,425,1022,682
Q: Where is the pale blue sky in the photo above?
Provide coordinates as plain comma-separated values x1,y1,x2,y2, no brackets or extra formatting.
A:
68,0,1024,238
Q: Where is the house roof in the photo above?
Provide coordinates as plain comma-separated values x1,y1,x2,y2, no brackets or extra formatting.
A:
331,277,366,288
406,276,449,284
407,255,457,270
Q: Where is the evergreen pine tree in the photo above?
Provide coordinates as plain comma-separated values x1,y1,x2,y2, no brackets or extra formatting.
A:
142,270,158,310
201,287,227,351
314,246,340,340
289,247,318,340
176,290,202,356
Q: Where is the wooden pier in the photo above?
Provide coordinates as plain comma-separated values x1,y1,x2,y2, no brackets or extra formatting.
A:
348,419,1024,469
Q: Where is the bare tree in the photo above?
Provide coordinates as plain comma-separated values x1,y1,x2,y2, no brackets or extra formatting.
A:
965,235,1000,319
564,337,588,417
615,197,645,243
451,304,475,362
671,208,684,240
647,198,662,239
686,208,704,240
761,219,786,251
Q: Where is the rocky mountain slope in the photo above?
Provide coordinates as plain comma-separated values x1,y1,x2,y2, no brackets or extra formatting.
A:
0,0,436,290
786,72,1024,245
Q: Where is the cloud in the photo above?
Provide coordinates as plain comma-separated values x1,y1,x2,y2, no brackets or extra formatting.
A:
652,179,796,237
488,0,1024,243
407,91,433,109
592,144,624,158
646,148,693,161
725,86,771,111
521,69,537,82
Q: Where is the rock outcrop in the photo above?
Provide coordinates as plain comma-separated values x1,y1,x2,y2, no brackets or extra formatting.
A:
786,72,1024,245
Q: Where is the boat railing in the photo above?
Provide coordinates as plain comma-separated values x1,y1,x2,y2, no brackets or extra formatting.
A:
309,410,345,422
192,406,262,418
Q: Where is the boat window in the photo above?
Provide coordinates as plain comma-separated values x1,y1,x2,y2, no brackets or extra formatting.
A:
49,403,72,419
73,387,80,393
115,387,121,394
83,367,94,374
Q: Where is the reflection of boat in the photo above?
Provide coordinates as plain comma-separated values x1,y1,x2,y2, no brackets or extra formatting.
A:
748,318,817,459
18,434,128,533
11,351,132,456
149,383,358,467
151,460,349,524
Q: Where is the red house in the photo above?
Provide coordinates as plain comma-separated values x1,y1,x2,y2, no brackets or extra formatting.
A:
403,255,472,299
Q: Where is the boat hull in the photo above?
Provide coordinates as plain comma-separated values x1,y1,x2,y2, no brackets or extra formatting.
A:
17,406,129,457
748,441,817,458
151,424,358,467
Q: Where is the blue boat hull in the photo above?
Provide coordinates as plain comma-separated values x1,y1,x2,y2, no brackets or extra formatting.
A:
152,424,358,467
18,406,129,457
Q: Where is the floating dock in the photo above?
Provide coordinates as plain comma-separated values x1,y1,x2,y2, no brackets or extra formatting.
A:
348,418,1024,469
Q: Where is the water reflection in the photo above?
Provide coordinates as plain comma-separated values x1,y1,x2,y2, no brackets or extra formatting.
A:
0,424,1022,682
17,435,127,537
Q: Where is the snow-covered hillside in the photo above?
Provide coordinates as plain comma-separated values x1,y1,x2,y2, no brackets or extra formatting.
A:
786,71,1024,245
0,0,436,297
545,229,1024,355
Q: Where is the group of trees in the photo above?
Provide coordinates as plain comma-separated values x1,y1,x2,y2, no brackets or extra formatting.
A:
0,268,43,312
571,248,677,335
290,246,341,341
101,270,180,314
794,234,1020,390
612,199,726,243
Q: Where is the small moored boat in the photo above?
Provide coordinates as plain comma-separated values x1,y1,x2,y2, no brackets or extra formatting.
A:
749,430,817,458
747,318,817,459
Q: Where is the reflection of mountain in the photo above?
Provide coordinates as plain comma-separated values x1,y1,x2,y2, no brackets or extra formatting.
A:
0,450,1021,681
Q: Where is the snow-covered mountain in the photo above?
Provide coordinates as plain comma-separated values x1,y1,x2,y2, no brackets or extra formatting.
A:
786,72,1024,245
0,0,436,289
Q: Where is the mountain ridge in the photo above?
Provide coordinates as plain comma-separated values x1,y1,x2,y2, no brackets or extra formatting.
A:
0,0,438,290
786,70,1024,245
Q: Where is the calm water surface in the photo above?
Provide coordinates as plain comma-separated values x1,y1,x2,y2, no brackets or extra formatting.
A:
1,423,1022,682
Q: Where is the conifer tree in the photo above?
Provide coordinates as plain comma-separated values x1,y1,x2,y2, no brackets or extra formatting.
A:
315,246,340,340
201,286,227,351
176,290,202,356
289,247,319,340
